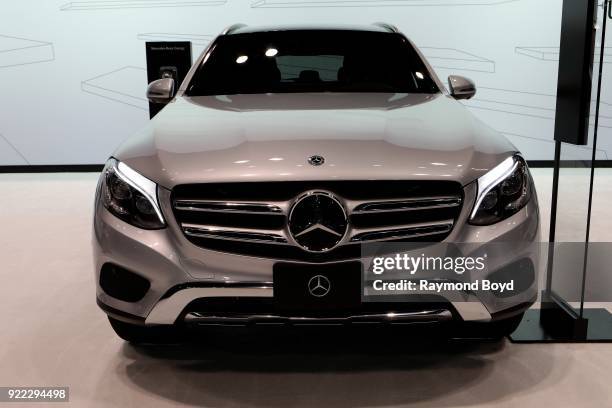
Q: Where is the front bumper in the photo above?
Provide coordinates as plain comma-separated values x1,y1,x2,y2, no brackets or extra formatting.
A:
93,182,540,326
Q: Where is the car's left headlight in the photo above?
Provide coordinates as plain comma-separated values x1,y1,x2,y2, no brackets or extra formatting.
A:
99,158,166,229
469,154,532,226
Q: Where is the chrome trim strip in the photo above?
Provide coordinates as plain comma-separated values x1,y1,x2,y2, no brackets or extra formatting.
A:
350,220,454,243
145,286,493,325
182,224,287,244
184,309,453,325
222,23,247,35
146,286,273,325
372,22,400,33
175,200,284,215
351,196,462,214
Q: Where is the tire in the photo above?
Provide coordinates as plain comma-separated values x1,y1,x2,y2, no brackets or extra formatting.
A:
108,317,184,345
459,312,525,340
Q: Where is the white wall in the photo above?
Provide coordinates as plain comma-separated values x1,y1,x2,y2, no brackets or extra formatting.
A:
1,0,606,165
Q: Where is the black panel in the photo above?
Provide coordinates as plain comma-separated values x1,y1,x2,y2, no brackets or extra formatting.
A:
554,0,597,145
274,262,362,312
99,263,150,303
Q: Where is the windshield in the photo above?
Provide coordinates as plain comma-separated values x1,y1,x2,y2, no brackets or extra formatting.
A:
186,30,439,96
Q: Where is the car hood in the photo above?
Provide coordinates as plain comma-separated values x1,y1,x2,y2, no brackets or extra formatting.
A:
115,92,516,189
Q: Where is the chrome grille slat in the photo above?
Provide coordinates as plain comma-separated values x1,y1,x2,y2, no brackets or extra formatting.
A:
349,220,454,243
350,196,462,214
175,200,285,215
183,224,288,244
184,309,453,326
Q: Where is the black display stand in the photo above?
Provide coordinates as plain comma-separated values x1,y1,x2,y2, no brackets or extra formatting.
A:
511,308,612,343
510,0,612,343
145,41,192,118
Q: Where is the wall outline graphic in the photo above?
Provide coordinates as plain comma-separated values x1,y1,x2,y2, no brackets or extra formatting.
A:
251,0,520,8
81,66,148,110
0,34,54,68
61,0,227,11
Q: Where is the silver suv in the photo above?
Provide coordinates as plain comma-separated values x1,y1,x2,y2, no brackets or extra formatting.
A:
93,24,540,343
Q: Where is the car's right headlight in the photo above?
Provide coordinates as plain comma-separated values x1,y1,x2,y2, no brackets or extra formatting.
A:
99,158,166,229
469,154,532,226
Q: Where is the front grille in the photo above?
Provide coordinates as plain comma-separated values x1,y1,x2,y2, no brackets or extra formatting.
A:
172,181,463,262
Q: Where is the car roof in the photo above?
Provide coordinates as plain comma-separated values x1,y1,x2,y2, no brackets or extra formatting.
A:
225,23,399,35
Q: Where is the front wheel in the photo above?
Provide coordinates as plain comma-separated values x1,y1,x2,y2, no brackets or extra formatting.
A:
108,317,185,345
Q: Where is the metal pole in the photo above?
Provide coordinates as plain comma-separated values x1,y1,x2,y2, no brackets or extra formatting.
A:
580,0,609,317
545,141,560,294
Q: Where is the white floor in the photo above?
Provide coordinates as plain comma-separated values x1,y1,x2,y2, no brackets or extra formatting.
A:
0,170,612,408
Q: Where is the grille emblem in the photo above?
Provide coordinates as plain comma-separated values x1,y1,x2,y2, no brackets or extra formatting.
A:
308,275,331,297
308,155,325,166
288,191,348,252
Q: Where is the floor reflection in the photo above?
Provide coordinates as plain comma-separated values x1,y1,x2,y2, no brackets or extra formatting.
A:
117,327,549,407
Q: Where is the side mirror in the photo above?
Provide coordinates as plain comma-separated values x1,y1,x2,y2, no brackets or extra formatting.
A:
448,75,476,100
146,78,175,104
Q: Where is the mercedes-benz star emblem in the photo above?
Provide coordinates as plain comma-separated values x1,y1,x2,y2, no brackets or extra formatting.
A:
288,191,348,252
308,275,331,297
308,155,325,166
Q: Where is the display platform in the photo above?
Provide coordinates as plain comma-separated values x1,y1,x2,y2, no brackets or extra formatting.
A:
510,308,612,343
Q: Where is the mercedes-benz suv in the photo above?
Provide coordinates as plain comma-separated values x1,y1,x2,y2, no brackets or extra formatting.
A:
93,23,540,343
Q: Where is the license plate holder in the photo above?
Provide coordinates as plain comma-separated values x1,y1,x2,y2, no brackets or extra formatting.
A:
273,262,362,312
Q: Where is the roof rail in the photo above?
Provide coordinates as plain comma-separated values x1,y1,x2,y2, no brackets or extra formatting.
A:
372,22,399,33
222,23,248,35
